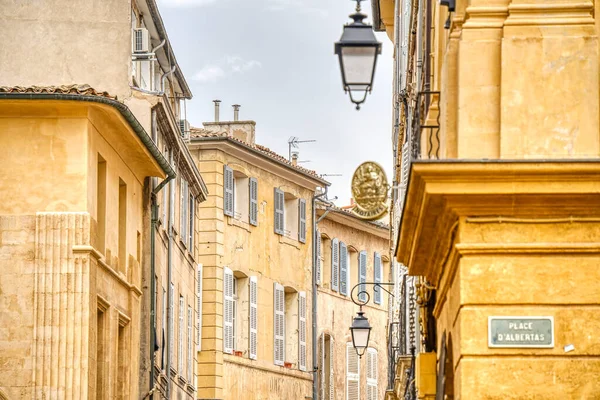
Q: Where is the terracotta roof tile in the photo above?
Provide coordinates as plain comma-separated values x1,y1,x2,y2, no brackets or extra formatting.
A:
0,84,115,99
190,127,326,181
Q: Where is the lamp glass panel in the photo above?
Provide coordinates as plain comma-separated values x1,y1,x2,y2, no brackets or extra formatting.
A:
352,328,370,349
341,47,377,85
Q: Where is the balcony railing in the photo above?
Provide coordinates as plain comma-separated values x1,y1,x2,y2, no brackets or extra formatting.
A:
411,90,440,160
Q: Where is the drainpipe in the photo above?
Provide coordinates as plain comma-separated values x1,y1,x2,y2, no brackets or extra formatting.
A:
165,151,176,399
161,65,177,94
149,174,174,395
311,187,334,400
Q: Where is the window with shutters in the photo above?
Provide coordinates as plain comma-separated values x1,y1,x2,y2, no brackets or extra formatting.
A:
232,276,238,351
320,334,334,400
197,264,203,352
346,342,360,400
340,242,349,296
273,283,285,365
233,171,249,222
373,253,382,305
223,165,235,217
274,188,285,235
249,276,258,359
358,251,367,303
331,238,340,292
284,289,300,368
188,193,195,250
249,177,258,226
187,305,193,382
178,295,184,373
179,178,188,243
223,268,235,354
366,348,378,400
298,292,307,371
316,231,322,286
298,198,307,243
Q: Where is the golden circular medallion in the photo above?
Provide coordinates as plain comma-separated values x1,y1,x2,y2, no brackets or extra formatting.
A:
350,161,389,220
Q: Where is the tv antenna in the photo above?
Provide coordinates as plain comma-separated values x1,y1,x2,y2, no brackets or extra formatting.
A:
288,136,316,161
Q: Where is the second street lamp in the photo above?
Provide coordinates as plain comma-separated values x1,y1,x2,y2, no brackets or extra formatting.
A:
350,308,372,357
335,0,382,110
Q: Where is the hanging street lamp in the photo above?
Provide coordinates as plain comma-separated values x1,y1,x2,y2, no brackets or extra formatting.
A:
334,0,382,110
350,308,372,357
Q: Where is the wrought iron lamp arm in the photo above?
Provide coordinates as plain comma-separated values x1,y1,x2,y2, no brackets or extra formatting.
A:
350,282,395,307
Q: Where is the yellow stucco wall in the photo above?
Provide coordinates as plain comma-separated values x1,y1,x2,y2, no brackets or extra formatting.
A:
189,143,318,399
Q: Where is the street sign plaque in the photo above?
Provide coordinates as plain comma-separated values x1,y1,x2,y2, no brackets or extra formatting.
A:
488,316,554,348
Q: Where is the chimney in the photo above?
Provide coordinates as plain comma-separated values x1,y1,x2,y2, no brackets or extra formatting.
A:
291,152,299,166
232,104,240,121
213,99,221,122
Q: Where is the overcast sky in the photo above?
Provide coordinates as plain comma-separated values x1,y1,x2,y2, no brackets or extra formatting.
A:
158,0,393,205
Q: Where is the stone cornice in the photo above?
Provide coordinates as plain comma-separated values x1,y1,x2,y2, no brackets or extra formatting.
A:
396,161,600,277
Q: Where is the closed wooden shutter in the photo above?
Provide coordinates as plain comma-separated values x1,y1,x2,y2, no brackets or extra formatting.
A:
340,242,348,296
223,165,234,217
358,251,367,303
316,230,322,285
374,252,382,305
329,339,334,400
273,282,285,365
249,276,258,360
169,283,174,366
366,348,378,400
346,342,360,400
319,334,325,399
178,295,184,372
298,291,307,371
196,264,203,352
298,198,307,243
223,267,234,354
331,238,339,292
187,305,193,382
274,188,285,235
249,177,258,226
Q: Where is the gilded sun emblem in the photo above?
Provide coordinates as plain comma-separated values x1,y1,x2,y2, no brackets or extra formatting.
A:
350,161,389,220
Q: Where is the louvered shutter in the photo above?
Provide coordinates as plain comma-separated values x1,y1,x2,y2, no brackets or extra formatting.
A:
298,291,307,371
359,251,367,303
298,198,307,243
273,283,285,365
331,239,339,292
316,231,322,286
346,342,360,400
197,264,203,351
187,305,193,382
249,276,258,360
329,339,334,400
366,349,378,400
223,267,234,354
178,295,184,372
169,283,174,364
340,242,348,296
374,253,382,305
249,178,258,226
274,188,285,235
223,165,234,217
319,335,325,399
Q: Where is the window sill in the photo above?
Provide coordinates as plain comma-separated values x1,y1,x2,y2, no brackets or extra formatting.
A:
227,216,251,232
279,234,300,249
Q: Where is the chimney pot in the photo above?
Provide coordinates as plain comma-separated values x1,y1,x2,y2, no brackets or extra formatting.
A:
291,152,299,166
232,104,241,121
213,99,221,122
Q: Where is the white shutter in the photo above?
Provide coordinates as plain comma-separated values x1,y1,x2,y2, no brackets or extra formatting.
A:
320,334,325,399
178,295,184,372
374,253,382,304
188,194,194,249
359,251,367,303
249,178,258,226
180,179,187,236
169,283,174,366
223,267,234,354
187,305,193,382
329,339,334,400
316,230,322,286
249,276,258,360
346,342,360,400
298,291,307,371
298,198,307,243
274,188,284,235
273,282,285,365
366,349,378,400
331,238,339,292
340,242,348,296
196,264,203,352
223,165,234,217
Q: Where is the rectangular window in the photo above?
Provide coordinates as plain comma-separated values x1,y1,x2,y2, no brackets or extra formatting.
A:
97,154,106,254
331,238,339,292
96,307,106,399
117,321,129,399
249,276,258,359
118,178,127,275
322,334,334,400
273,282,285,366
346,342,360,400
178,295,184,373
187,305,193,382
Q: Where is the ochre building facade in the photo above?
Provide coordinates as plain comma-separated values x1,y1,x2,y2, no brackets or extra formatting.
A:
374,0,600,398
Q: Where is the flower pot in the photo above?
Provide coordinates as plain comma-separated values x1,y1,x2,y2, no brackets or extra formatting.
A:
234,350,243,357
284,362,293,368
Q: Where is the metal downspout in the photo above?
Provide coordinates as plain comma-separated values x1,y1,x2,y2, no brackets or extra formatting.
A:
165,151,175,399
161,65,177,94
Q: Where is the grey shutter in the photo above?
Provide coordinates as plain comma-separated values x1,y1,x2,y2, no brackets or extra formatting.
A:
223,165,234,217
274,188,284,235
249,178,258,226
340,242,348,296
249,276,258,360
298,291,307,371
316,231,322,285
223,267,234,354
359,251,367,302
374,252,382,304
273,282,285,365
298,198,306,243
329,339,334,400
319,334,325,399
331,238,339,292
196,264,203,352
